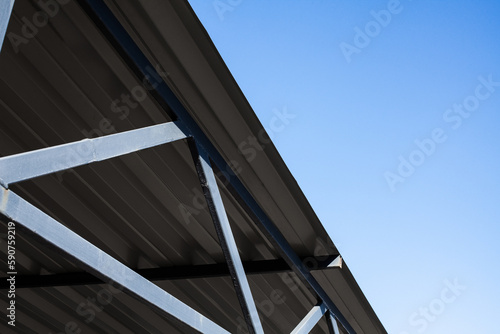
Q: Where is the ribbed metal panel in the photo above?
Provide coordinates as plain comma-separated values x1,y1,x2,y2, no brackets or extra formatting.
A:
0,0,386,333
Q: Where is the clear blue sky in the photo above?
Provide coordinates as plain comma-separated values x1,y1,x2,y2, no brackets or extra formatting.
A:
188,1,500,333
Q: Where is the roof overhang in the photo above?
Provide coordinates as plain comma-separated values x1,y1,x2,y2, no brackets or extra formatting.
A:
0,1,386,333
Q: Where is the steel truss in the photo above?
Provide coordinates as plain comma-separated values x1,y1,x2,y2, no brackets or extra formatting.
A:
0,0,354,333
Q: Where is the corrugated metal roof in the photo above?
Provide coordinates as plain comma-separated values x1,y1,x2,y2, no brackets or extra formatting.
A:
0,0,386,333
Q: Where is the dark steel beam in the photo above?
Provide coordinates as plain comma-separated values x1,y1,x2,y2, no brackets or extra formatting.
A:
214,164,355,334
0,187,229,334
0,256,340,289
76,1,355,332
189,140,264,334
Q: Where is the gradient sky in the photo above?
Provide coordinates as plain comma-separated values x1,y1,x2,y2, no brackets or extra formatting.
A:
188,1,500,333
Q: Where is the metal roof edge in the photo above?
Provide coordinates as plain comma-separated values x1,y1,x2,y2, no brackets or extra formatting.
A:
105,0,387,332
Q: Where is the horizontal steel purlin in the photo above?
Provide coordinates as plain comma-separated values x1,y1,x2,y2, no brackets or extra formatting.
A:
0,121,189,187
290,303,328,334
0,255,342,289
0,186,229,334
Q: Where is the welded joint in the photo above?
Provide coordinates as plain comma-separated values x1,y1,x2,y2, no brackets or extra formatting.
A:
290,302,328,334
0,177,7,189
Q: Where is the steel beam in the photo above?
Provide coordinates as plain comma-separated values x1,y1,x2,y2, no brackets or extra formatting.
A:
189,140,264,334
290,303,328,334
0,0,14,52
0,121,188,187
75,1,355,332
0,255,341,289
0,187,229,334
215,164,355,334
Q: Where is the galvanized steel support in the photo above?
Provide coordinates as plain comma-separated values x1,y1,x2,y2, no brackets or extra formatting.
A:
189,140,264,334
0,121,189,187
290,303,328,334
0,187,229,334
326,311,341,334
0,0,357,332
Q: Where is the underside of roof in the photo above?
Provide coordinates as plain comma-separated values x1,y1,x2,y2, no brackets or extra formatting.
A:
0,1,386,333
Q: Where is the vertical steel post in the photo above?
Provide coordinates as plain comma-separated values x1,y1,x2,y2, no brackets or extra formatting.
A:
189,139,264,334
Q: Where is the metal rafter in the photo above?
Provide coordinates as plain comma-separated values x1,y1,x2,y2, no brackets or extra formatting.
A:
0,187,229,334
